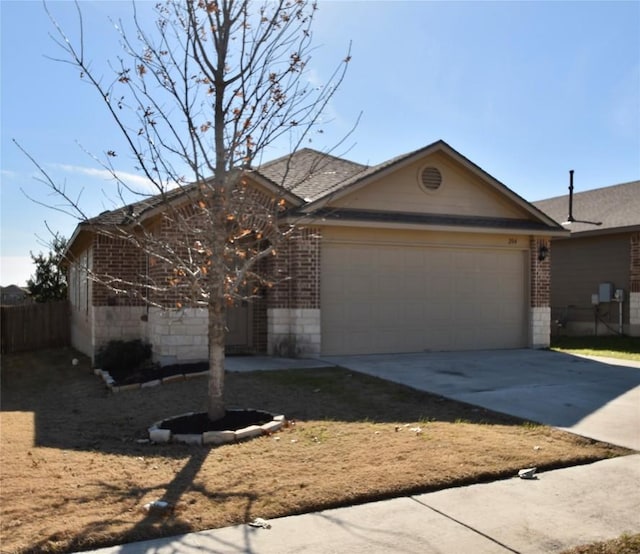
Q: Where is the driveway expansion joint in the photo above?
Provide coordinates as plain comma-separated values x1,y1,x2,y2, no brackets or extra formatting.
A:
409,495,522,553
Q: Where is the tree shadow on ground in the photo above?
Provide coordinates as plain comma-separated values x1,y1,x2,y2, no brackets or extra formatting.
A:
1,347,526,456
24,448,260,554
2,348,629,554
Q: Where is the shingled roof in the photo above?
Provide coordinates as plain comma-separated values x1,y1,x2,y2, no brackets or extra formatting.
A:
85,184,195,227
74,141,566,235
254,148,368,202
533,180,640,235
82,149,366,227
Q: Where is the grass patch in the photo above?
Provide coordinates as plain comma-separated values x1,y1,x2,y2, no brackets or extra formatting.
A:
551,336,640,361
0,348,631,554
560,533,640,554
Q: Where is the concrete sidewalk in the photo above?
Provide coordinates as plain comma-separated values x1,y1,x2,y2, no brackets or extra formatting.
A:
81,454,640,554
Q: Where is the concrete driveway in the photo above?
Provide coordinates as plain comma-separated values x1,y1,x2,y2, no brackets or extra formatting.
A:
321,349,640,450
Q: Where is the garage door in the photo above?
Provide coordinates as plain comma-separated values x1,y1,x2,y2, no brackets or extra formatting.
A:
321,242,527,355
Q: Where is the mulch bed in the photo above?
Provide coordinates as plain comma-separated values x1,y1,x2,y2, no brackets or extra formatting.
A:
107,361,209,386
105,362,277,435
159,410,275,433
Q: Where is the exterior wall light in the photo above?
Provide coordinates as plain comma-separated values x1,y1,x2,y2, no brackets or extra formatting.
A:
538,244,549,262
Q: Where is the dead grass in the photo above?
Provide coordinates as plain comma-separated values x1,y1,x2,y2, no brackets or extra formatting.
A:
560,533,640,554
0,348,630,554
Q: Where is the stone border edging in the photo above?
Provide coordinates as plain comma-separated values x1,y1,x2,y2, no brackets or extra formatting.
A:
94,368,208,392
148,411,286,446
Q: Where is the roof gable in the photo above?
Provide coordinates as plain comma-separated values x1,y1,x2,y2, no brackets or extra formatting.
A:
328,148,530,220
300,140,564,233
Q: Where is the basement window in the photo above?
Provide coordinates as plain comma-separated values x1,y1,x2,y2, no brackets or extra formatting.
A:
419,166,443,192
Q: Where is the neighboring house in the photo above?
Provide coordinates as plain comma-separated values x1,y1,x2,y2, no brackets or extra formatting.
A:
65,140,566,363
0,285,31,305
534,180,640,337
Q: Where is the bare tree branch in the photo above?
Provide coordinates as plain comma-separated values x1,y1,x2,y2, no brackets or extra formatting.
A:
23,0,353,421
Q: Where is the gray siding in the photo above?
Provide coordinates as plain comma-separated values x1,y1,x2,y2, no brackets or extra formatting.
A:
551,233,630,333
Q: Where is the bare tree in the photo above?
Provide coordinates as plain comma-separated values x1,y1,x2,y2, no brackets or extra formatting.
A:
23,0,351,420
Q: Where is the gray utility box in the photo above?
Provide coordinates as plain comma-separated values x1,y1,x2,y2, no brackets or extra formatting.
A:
599,282,614,303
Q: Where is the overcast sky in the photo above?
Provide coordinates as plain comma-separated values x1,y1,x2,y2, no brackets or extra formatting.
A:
1,0,639,286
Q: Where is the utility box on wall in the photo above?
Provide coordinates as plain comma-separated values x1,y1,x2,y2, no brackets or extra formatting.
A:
599,282,614,303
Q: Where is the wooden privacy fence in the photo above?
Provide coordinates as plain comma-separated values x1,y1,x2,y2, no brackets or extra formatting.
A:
1,300,70,354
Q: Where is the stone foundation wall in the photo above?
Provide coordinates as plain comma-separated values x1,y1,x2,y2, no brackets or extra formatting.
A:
147,307,208,365
93,306,147,357
529,307,551,349
267,308,321,357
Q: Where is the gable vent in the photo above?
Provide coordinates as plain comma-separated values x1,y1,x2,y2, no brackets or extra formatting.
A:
420,167,442,191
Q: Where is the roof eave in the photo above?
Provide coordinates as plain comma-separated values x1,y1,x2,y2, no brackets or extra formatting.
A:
556,223,640,239
63,223,92,259
288,214,569,238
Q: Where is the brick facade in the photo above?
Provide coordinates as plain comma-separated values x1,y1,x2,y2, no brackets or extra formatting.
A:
267,227,321,357
530,237,551,308
92,234,147,307
145,213,202,309
630,233,640,333
268,227,321,310
71,234,147,359
85,202,321,360
529,237,551,348
631,232,640,294
251,296,268,353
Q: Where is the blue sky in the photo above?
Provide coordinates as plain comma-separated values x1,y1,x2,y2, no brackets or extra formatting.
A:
1,0,639,286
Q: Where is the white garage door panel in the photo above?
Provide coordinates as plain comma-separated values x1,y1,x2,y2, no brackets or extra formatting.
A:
321,243,527,355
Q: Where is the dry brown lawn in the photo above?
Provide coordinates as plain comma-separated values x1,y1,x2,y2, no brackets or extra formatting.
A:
561,533,640,554
0,348,630,554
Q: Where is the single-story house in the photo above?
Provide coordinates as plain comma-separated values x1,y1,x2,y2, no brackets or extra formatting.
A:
65,140,567,363
534,180,640,337
1,285,31,305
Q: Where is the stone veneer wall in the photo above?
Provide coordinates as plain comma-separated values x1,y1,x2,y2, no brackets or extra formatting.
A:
267,228,321,357
147,307,209,365
529,237,551,348
268,308,321,357
92,306,147,357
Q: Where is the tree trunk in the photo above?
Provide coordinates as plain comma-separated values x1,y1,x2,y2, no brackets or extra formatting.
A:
207,213,228,422
207,296,226,421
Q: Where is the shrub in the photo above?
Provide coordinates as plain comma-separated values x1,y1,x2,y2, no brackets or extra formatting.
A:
95,339,152,373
